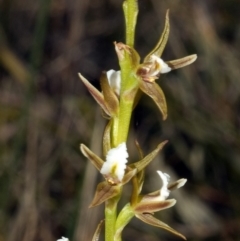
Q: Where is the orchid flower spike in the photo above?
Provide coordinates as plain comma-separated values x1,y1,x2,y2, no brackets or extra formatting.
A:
100,142,128,183
106,69,121,96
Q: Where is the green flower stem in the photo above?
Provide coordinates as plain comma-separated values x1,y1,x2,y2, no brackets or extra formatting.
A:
123,0,138,47
112,71,138,146
111,0,139,147
112,44,140,145
114,203,135,241
105,193,121,241
112,116,120,147
105,0,139,240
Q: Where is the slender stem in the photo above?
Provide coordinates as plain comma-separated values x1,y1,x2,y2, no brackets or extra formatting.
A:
105,0,139,240
114,203,135,241
105,192,121,241
116,97,135,144
115,52,139,145
112,116,119,147
123,0,138,47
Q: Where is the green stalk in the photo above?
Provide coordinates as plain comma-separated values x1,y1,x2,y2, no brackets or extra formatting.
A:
105,0,139,240
111,64,139,146
114,203,135,241
111,0,139,147
105,192,121,241
123,0,138,47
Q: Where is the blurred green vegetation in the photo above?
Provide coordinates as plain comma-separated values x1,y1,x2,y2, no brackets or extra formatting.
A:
0,0,240,240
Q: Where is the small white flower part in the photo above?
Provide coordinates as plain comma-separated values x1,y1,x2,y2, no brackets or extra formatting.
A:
151,55,171,74
57,237,69,241
157,170,170,200
176,178,187,189
100,142,128,182
106,69,121,96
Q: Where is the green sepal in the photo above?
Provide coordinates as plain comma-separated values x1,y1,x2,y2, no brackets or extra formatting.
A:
130,140,168,172
167,54,197,70
139,80,167,120
130,169,145,206
78,73,111,116
136,213,186,240
134,198,176,213
89,181,121,207
168,178,187,191
144,10,170,61
114,42,140,70
100,72,119,116
80,144,104,171
103,120,112,157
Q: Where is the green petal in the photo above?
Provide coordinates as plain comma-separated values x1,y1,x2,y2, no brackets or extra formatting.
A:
89,181,121,207
136,213,186,240
80,144,104,171
144,10,170,61
139,81,167,120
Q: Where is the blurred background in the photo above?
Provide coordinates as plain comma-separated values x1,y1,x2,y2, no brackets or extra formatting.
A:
0,0,240,240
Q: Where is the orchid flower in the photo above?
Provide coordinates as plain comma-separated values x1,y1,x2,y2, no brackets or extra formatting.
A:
100,142,128,183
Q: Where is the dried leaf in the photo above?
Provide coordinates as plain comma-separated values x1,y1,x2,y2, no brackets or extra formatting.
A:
92,219,104,241
80,144,104,171
136,213,186,240
89,181,121,207
78,73,111,116
167,54,197,70
139,81,167,120
100,72,119,116
131,140,168,172
144,10,170,61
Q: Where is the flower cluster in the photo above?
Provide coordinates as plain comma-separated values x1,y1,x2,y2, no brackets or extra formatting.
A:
78,8,196,241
